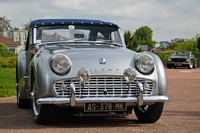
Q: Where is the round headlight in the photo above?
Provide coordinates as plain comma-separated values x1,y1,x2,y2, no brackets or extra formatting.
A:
123,68,137,83
51,54,71,75
136,54,154,74
77,68,91,83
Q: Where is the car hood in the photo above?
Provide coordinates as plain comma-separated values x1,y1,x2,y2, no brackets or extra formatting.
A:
41,47,138,77
61,48,135,76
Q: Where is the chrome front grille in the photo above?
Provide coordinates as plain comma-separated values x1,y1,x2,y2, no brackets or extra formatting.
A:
172,58,186,62
54,77,155,98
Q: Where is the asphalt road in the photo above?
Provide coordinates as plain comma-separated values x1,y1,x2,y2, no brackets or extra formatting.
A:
0,68,200,133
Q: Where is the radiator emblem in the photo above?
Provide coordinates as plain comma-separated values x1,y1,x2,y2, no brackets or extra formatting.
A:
99,57,106,64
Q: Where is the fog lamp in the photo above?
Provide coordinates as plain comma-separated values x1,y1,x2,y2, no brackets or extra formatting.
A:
123,68,137,83
77,68,91,83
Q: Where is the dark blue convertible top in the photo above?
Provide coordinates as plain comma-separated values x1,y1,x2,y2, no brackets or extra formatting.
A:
30,19,118,29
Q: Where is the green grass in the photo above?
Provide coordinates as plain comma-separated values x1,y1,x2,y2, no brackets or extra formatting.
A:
0,68,16,97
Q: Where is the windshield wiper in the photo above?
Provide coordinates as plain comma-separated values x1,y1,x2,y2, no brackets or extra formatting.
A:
67,38,88,42
95,41,123,47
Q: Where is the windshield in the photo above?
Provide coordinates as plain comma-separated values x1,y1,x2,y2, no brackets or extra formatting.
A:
36,25,123,45
174,51,191,56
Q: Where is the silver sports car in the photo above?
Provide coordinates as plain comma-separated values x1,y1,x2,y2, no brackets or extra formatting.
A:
16,19,169,124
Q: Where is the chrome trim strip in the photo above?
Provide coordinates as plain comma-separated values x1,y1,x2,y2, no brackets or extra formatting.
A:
36,96,169,105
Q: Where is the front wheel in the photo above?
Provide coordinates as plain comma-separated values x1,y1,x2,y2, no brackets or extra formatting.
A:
17,87,31,108
31,77,55,125
134,102,164,123
193,62,197,68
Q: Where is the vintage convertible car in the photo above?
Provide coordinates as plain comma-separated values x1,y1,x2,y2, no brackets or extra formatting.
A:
166,50,197,69
16,19,169,124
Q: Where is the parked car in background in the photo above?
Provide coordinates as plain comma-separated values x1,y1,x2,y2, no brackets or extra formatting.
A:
167,50,197,69
16,19,169,124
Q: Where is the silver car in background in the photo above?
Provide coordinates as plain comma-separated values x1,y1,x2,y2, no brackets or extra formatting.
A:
16,19,169,124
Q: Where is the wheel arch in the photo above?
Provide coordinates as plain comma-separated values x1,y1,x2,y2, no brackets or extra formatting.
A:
150,53,167,95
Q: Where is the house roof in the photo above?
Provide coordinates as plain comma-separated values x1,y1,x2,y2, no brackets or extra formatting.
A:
30,19,118,29
0,35,20,46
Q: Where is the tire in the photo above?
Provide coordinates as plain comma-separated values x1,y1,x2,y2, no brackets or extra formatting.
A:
193,62,197,68
167,65,172,69
16,68,31,108
31,76,55,125
134,102,164,123
17,87,31,108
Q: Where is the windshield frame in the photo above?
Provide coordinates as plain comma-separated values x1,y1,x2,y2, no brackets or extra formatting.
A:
32,25,126,47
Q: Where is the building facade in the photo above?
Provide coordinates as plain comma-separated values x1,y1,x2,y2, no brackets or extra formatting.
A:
0,29,28,53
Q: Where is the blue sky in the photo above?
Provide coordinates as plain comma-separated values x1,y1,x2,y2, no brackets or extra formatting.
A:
0,0,200,42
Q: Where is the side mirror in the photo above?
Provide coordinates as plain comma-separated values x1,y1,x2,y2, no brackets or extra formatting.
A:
197,37,200,50
29,43,39,54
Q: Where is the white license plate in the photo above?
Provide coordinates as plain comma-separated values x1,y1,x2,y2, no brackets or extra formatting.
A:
84,102,127,112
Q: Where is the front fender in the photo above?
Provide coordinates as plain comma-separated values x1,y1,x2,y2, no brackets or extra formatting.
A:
28,52,51,98
150,52,167,95
17,51,28,99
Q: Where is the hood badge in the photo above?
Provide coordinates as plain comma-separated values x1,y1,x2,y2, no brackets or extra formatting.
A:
99,57,106,64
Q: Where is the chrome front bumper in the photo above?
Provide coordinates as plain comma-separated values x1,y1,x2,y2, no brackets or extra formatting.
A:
36,95,169,105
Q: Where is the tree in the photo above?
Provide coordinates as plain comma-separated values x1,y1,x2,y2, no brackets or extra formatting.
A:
134,26,155,48
0,16,13,30
124,30,140,51
21,19,32,30
166,35,199,53
0,43,15,57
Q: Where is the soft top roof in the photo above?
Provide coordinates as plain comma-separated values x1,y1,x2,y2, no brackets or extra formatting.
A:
30,19,118,29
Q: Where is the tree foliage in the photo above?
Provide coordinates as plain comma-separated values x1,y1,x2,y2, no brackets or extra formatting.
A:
134,26,155,48
0,43,15,57
0,16,13,30
21,19,32,30
124,30,139,51
124,26,156,51
166,35,199,53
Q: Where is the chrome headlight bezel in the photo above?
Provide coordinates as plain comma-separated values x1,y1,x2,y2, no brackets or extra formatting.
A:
135,54,155,74
50,54,71,75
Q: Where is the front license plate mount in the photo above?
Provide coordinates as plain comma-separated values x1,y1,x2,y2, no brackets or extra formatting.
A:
84,102,127,112
175,63,182,66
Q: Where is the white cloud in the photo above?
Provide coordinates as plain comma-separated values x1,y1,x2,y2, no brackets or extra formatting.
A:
0,0,200,41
